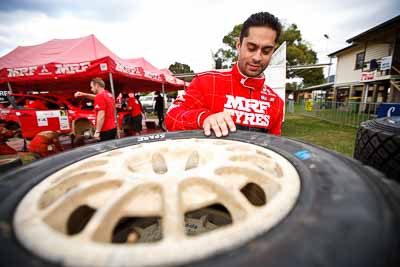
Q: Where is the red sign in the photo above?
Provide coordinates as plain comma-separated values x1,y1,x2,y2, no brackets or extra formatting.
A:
360,71,375,82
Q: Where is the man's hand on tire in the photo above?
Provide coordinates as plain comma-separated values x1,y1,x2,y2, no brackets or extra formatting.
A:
203,111,236,137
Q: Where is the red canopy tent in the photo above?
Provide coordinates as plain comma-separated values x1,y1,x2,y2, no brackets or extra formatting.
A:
0,34,185,94
127,58,189,89
160,68,189,87
160,68,174,75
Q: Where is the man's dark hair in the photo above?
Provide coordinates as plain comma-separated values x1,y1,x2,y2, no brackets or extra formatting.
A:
91,77,105,88
239,12,282,44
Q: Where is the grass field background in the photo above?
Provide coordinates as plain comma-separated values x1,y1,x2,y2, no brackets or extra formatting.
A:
281,112,357,157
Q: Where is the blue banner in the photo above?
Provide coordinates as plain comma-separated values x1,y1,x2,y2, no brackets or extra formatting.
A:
377,103,400,118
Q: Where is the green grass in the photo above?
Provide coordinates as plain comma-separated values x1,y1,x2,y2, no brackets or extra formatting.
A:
281,113,357,157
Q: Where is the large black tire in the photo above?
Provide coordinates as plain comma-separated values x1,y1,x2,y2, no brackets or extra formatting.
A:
354,116,400,182
0,131,399,267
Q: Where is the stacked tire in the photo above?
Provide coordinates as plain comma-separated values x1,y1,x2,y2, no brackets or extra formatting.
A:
354,116,400,182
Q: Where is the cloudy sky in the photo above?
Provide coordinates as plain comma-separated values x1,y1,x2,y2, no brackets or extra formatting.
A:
0,0,399,73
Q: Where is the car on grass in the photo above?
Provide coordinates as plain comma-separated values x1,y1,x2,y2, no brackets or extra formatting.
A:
139,95,155,113
139,93,171,113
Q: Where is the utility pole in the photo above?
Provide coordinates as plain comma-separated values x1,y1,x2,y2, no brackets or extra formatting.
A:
324,34,332,83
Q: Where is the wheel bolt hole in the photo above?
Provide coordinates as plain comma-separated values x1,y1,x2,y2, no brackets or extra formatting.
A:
185,150,200,171
241,183,266,206
152,153,168,174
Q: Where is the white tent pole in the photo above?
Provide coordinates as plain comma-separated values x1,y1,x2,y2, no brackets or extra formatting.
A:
7,82,13,94
162,82,165,115
7,81,26,149
108,72,120,139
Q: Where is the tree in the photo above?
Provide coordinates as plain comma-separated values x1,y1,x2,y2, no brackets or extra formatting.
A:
168,62,194,75
214,23,325,87
167,62,194,98
286,81,300,91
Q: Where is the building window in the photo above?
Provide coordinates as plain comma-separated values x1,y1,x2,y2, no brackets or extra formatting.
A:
355,52,365,70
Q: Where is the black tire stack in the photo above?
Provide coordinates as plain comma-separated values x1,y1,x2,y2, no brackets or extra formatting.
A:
354,116,400,182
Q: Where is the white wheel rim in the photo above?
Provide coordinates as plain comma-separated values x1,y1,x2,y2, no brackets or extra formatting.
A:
14,138,301,267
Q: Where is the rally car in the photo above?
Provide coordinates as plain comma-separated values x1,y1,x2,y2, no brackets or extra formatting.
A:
0,93,96,139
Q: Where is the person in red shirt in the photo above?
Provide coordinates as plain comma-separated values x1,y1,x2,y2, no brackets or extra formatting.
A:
127,94,143,135
120,93,143,136
166,12,284,137
75,78,116,141
28,130,63,158
0,120,17,155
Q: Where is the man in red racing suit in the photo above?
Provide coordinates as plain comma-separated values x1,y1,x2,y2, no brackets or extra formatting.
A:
166,64,283,135
166,11,284,137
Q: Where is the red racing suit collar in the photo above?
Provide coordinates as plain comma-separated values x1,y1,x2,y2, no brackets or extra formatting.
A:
232,63,265,91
